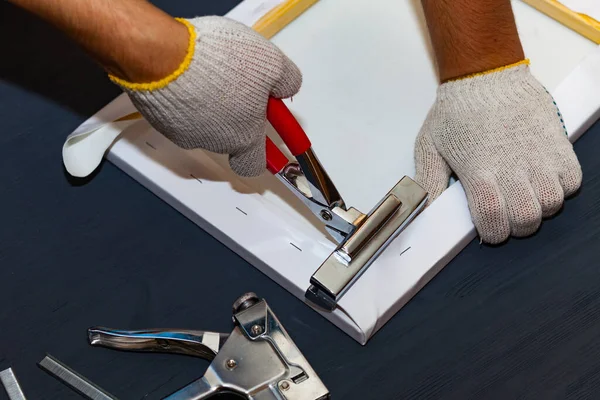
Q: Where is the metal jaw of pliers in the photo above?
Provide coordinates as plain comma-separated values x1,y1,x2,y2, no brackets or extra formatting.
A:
266,98,364,245
85,293,329,400
274,148,365,244
266,98,428,311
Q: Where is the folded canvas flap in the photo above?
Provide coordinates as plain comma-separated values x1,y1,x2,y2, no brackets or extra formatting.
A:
62,95,139,177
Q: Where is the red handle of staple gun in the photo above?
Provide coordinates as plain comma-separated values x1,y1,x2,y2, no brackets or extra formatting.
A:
265,97,312,174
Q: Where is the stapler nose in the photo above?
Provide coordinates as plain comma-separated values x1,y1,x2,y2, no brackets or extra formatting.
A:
305,284,338,311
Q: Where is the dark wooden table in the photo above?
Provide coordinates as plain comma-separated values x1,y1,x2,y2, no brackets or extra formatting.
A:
2,1,599,399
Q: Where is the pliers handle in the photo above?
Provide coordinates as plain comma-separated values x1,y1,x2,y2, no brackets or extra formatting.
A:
265,98,312,174
264,98,361,243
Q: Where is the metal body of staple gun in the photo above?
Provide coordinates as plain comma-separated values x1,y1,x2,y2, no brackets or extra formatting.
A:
40,293,329,400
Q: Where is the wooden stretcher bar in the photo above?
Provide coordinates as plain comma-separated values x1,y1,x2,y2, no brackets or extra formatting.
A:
253,0,320,39
253,0,600,45
521,0,600,44
119,0,597,126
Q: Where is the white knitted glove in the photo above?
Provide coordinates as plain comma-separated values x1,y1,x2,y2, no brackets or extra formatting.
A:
414,62,582,244
110,16,302,177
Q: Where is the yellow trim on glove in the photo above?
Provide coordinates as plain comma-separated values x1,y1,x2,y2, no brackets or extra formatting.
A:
449,59,531,82
108,18,196,92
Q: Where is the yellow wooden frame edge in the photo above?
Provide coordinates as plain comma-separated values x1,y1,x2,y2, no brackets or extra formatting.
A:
253,0,320,39
521,0,600,44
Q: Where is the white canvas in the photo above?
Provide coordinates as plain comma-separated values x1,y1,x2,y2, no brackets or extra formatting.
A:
63,0,600,344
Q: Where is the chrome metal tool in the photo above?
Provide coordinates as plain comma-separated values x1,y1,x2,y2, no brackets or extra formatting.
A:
38,355,117,400
266,97,429,311
0,368,27,400
84,292,329,400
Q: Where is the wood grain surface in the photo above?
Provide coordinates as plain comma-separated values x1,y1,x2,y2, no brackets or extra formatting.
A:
1,1,600,399
520,0,600,44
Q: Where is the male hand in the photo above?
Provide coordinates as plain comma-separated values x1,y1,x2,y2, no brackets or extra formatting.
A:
414,63,582,244
114,16,302,177
8,0,302,177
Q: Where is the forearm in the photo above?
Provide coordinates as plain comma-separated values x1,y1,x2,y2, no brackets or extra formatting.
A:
7,0,188,83
421,0,525,82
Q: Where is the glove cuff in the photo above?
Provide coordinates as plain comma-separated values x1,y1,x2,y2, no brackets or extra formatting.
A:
435,59,544,106
446,59,531,83
107,18,197,92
